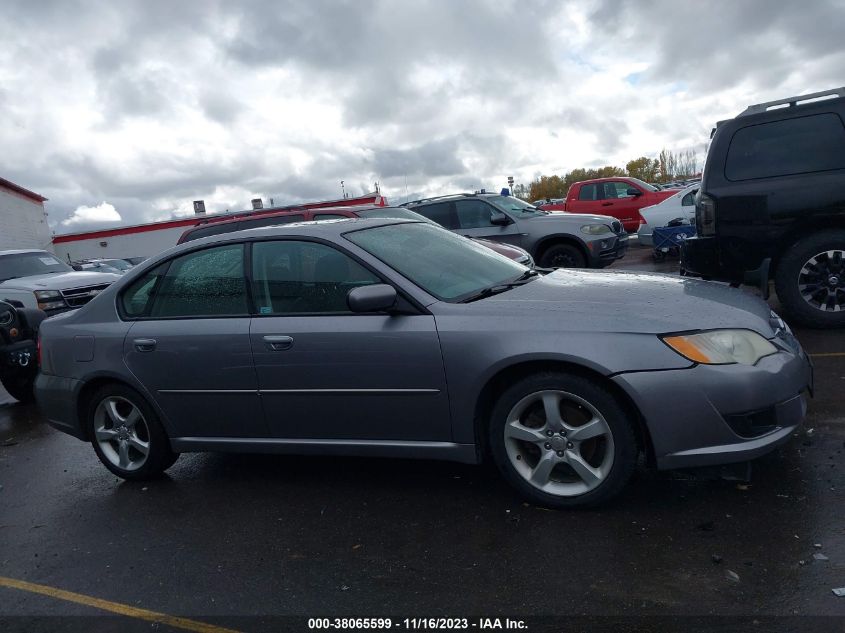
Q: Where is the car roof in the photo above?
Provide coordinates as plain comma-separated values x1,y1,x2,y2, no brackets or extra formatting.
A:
176,216,420,250
187,203,385,230
0,249,51,256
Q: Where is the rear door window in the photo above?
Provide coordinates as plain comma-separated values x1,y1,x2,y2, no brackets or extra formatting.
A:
577,184,600,201
412,202,458,229
149,244,248,318
726,113,845,181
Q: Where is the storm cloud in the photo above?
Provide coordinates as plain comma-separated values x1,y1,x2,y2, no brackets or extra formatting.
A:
0,0,842,232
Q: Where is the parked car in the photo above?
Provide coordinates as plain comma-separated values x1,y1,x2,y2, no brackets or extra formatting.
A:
682,87,845,328
36,218,811,507
0,249,119,401
637,185,699,246
541,177,676,233
179,205,535,266
403,193,627,269
84,258,136,273
75,261,126,275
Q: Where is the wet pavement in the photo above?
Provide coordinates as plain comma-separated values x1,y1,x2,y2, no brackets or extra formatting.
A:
1,243,844,630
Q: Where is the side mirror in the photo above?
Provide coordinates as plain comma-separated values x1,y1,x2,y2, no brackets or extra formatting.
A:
71,264,83,271
347,284,397,313
626,188,642,197
490,212,512,226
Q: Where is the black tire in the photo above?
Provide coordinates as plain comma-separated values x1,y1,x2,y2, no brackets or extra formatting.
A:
539,243,587,268
87,383,178,480
0,373,36,403
488,372,638,508
774,229,845,328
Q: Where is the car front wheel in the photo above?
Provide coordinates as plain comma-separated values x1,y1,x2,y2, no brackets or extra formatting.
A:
87,384,178,480
539,243,587,268
489,372,637,508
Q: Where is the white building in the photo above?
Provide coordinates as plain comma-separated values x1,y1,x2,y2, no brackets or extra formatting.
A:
0,177,52,251
52,193,386,263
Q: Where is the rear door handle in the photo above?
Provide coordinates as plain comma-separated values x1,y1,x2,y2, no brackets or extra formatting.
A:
264,335,294,351
133,338,157,353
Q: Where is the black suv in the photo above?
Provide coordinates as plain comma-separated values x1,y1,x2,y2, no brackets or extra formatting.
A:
682,87,845,327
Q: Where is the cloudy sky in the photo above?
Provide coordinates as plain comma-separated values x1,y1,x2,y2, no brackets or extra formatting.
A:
1,0,843,233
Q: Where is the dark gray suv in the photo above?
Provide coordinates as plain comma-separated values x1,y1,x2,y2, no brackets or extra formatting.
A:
403,193,628,269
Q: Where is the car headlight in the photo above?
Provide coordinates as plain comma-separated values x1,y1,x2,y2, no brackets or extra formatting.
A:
581,224,612,235
662,329,777,365
34,290,66,311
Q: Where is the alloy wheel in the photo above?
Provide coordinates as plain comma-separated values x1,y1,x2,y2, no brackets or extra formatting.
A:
798,250,845,312
503,389,614,497
93,396,150,471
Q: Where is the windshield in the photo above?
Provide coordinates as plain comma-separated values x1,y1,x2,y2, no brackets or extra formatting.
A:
345,222,527,302
0,252,72,282
486,195,547,217
626,177,659,192
357,207,437,225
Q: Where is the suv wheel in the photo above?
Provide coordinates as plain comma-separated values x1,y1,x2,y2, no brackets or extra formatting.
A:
88,384,179,480
488,372,637,508
775,230,845,328
539,243,586,268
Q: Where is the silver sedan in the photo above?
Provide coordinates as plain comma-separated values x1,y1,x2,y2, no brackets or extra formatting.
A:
35,218,812,507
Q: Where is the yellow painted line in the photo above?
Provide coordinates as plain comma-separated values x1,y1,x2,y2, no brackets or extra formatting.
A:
808,352,845,358
0,576,240,633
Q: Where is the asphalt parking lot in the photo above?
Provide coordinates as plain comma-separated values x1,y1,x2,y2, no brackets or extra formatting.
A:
1,243,844,632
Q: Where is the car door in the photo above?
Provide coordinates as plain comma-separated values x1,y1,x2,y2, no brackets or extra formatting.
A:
121,243,266,439
248,238,451,441
597,181,643,228
452,199,524,247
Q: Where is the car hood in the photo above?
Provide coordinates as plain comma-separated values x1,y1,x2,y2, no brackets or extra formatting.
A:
474,269,775,335
0,271,121,291
527,212,619,226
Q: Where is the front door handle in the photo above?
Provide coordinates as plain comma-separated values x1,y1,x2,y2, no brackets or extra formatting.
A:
601,202,613,206
133,338,157,353
264,335,294,351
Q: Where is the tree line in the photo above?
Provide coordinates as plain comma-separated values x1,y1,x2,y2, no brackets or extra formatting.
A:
522,148,700,201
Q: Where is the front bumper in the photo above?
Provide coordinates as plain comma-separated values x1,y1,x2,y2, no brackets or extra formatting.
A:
34,373,86,440
592,234,629,266
612,349,812,470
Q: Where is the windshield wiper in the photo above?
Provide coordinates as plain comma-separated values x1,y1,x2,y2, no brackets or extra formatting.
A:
460,269,539,303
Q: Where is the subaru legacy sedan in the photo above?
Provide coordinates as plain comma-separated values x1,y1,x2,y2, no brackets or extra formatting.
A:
35,218,812,507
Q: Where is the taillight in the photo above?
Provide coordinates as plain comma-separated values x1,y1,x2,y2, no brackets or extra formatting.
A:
697,193,716,236
638,213,646,225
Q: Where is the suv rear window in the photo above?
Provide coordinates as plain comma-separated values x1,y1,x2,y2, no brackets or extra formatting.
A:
726,113,845,181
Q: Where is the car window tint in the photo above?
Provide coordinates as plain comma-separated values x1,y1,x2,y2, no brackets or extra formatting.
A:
182,223,240,242
121,264,168,318
241,214,305,229
412,202,457,229
455,200,495,229
578,184,598,201
251,241,380,315
604,182,634,199
150,244,247,317
726,113,845,181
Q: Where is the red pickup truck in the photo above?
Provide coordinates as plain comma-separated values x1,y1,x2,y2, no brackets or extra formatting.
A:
541,177,675,233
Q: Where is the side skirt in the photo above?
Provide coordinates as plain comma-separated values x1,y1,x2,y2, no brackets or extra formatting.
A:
169,437,480,464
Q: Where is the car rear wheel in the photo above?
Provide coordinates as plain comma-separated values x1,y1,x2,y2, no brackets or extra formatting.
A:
488,372,637,508
539,243,586,268
775,230,845,328
88,384,178,480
